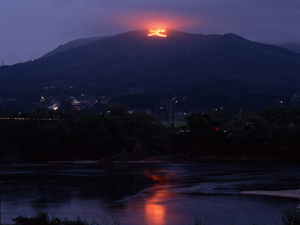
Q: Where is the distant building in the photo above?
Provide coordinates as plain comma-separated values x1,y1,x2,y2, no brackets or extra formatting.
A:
145,109,152,115
129,87,144,94
100,96,111,105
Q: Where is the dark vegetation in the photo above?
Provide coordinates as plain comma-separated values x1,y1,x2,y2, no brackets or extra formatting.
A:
3,207,300,225
8,212,119,225
1,103,300,162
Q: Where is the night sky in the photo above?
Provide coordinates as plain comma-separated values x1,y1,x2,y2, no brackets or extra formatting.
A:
1,0,300,65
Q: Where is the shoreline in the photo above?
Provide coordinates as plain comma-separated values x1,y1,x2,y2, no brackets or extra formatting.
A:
0,156,282,165
242,190,300,208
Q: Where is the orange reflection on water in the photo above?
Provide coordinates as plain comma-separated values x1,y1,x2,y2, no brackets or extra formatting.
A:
143,169,174,225
144,169,167,183
145,195,165,224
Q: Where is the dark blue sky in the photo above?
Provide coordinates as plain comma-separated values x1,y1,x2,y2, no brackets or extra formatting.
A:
1,0,300,65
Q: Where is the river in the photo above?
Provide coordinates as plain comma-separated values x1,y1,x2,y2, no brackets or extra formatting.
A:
1,162,300,225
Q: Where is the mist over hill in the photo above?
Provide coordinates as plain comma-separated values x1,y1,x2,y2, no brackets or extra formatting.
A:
42,36,109,58
1,29,300,112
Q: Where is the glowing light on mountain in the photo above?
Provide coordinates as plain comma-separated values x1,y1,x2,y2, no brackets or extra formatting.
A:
115,12,200,33
148,29,167,37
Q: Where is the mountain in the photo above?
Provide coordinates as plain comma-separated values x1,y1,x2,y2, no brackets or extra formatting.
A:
42,36,109,58
1,29,300,111
276,43,300,54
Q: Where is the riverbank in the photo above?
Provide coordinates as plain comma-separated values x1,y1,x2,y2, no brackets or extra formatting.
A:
1,155,282,165
4,210,300,225
242,189,300,208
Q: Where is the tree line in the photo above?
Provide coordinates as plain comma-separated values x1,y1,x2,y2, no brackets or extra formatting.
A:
0,104,300,162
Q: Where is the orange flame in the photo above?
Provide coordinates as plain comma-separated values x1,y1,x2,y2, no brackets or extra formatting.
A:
148,29,167,37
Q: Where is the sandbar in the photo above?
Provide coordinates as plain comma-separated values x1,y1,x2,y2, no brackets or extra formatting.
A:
242,189,300,208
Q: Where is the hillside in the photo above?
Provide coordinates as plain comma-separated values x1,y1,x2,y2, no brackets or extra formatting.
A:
1,29,300,112
42,36,109,58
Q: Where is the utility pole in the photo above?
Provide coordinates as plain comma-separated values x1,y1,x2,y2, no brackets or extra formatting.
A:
175,109,178,127
168,100,172,127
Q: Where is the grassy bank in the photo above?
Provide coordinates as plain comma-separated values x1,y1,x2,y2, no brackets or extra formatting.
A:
1,208,299,225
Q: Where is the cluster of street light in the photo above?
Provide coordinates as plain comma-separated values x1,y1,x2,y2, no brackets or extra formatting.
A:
0,117,61,121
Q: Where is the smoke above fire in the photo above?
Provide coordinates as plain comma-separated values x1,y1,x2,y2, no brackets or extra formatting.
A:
115,12,201,31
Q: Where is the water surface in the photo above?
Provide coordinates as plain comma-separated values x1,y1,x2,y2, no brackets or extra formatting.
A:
1,162,300,224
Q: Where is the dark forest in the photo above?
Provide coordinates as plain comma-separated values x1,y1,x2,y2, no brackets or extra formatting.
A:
1,104,300,162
